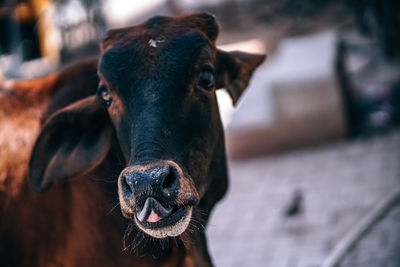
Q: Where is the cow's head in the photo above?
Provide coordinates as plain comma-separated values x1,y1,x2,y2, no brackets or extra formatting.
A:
29,13,265,239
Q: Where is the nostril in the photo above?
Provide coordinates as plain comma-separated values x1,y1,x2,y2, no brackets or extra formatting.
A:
122,173,133,196
162,169,177,190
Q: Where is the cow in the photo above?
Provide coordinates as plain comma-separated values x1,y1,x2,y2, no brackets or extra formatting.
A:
0,12,265,266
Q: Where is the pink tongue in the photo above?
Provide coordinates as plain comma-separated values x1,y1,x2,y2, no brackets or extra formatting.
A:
146,210,163,223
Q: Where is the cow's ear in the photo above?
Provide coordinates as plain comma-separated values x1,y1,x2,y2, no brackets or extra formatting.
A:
216,49,266,105
29,96,113,193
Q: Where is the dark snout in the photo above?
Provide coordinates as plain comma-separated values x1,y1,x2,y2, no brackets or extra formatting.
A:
118,161,198,235
121,164,179,202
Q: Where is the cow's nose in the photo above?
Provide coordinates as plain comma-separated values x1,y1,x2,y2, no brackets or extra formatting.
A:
121,165,179,199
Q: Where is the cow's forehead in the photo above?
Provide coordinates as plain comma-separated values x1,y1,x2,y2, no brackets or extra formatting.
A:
98,14,218,94
101,15,215,53
98,30,213,90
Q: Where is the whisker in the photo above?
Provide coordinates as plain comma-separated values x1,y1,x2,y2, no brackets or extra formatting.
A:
107,202,120,215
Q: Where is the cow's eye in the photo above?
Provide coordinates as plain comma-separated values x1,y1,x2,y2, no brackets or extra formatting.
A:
197,68,215,90
98,85,113,106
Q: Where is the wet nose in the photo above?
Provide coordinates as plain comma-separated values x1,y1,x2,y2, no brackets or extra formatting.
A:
121,164,179,199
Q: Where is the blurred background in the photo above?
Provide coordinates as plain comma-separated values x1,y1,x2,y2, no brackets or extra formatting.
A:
1,0,399,266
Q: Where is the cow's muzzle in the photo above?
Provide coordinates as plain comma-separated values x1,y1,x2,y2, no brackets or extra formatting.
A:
118,161,198,238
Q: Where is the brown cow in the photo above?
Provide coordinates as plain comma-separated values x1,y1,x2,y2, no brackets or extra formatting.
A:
0,13,265,266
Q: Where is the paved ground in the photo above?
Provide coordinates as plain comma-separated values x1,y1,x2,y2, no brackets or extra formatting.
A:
340,203,400,267
207,129,400,267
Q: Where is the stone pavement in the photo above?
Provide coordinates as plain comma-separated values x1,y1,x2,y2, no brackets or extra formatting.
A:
207,129,400,267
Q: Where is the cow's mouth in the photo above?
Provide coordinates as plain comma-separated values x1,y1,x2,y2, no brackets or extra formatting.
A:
134,197,193,238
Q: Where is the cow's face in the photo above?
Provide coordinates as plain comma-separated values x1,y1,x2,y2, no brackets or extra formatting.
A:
29,13,265,239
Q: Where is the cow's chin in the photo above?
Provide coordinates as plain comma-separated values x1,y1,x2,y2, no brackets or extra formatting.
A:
134,207,193,238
